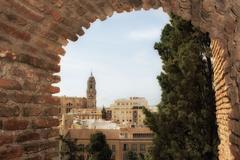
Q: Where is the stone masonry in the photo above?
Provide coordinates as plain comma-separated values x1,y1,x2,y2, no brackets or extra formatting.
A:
0,0,239,159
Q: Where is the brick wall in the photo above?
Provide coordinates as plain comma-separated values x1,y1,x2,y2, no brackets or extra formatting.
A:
0,0,239,159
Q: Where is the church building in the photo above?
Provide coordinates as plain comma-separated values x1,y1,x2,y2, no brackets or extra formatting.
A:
60,73,101,120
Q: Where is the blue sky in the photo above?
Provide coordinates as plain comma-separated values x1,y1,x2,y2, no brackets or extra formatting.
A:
56,9,169,107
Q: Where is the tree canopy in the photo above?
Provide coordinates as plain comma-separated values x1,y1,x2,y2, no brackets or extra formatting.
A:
87,132,112,160
59,135,84,160
143,15,219,160
101,107,107,120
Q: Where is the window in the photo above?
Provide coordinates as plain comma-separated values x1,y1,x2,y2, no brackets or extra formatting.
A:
112,145,116,152
79,144,84,151
131,144,137,151
140,144,145,152
132,133,154,138
123,144,128,151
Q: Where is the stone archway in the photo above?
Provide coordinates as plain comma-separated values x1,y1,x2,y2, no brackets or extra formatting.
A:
0,0,239,159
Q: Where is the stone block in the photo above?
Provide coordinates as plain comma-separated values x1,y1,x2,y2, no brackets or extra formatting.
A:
0,145,23,159
0,104,20,117
0,79,22,90
0,134,13,146
3,119,29,130
16,131,40,143
32,118,59,129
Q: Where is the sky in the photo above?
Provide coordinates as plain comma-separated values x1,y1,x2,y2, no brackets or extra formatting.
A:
56,9,170,107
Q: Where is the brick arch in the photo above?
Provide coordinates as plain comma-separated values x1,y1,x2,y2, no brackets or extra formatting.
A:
0,0,239,159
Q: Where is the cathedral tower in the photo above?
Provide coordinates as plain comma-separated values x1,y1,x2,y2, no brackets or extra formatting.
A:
86,72,96,108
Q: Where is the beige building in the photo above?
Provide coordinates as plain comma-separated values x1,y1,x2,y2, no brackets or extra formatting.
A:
60,96,87,113
59,76,156,160
60,73,100,117
59,73,100,135
108,97,150,127
66,127,153,160
60,72,97,110
73,108,102,120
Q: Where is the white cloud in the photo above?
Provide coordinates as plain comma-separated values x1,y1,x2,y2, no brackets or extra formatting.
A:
128,28,161,41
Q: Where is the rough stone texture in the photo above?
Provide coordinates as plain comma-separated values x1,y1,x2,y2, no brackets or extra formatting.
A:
0,0,239,159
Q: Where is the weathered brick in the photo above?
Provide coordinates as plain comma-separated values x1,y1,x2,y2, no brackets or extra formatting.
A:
51,10,63,22
50,22,78,41
0,91,7,103
41,85,60,94
0,22,31,41
47,75,61,84
32,118,59,129
25,155,42,160
230,144,240,158
55,47,65,56
0,146,23,159
230,120,240,136
44,151,59,160
40,128,59,139
16,54,60,72
16,131,40,143
23,141,58,154
47,86,60,94
44,107,60,116
3,119,28,130
0,104,20,117
1,11,28,27
23,107,42,117
10,92,32,103
0,0,238,160
7,1,44,22
22,80,37,91
33,96,60,105
0,79,22,90
0,134,13,146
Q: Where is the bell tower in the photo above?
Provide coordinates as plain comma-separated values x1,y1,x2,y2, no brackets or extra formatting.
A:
86,72,96,108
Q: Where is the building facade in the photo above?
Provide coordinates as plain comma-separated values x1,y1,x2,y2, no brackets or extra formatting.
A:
60,73,98,117
67,127,153,160
108,97,149,127
59,73,100,136
60,73,97,110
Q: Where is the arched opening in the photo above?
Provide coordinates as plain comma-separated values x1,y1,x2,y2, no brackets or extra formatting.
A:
58,9,167,107
58,10,168,160
0,1,239,159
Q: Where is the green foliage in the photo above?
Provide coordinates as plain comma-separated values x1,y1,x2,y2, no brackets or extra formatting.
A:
86,132,112,160
127,151,138,160
59,135,84,160
101,107,107,120
139,152,153,160
143,14,219,160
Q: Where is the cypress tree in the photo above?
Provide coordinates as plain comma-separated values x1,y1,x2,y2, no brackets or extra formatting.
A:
143,15,219,160
87,132,112,160
101,107,107,120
